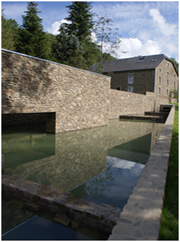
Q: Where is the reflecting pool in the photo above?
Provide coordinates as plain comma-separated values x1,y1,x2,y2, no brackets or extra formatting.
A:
2,120,164,240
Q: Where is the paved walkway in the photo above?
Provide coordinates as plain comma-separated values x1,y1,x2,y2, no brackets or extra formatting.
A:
108,105,175,240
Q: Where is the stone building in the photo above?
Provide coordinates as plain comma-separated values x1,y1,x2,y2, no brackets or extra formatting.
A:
90,54,179,102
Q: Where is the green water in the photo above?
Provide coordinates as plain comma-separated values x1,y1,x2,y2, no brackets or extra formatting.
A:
2,120,164,240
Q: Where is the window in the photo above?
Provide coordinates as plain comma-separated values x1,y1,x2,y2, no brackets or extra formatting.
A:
174,74,176,78
127,86,133,92
159,77,161,84
159,68,161,73
151,59,157,62
167,62,169,67
167,72,169,76
128,72,134,84
167,79,169,85
155,130,158,136
115,86,121,90
158,87,161,95
166,89,169,96
174,81,176,88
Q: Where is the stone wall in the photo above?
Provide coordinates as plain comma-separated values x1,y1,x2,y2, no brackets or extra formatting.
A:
155,58,178,98
109,69,154,94
2,49,111,133
109,89,168,119
2,49,169,133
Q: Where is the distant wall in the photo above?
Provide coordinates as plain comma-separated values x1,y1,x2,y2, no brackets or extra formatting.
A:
2,49,169,133
109,90,168,119
2,49,111,133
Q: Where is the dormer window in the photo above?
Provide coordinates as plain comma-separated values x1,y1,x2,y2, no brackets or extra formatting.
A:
151,59,157,62
137,56,146,63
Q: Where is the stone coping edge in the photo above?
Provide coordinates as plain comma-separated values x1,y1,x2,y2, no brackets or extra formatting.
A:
108,105,175,240
1,48,109,78
2,173,121,234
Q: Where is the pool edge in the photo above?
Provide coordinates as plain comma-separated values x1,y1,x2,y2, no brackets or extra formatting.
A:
108,105,175,240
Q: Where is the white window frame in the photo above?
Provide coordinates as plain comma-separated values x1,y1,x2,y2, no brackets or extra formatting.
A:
128,72,134,84
158,87,161,95
127,86,133,92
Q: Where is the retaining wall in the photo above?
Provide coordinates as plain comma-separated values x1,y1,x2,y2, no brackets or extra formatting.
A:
108,105,175,240
2,49,168,133
109,90,168,119
2,49,110,133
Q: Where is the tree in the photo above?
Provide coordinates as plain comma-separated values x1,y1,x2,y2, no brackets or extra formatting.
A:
1,10,19,51
16,2,51,59
65,2,93,42
93,14,122,62
170,57,179,74
52,24,83,67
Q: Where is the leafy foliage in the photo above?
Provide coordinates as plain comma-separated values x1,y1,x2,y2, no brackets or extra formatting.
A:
170,57,179,74
1,1,116,70
1,10,19,51
65,2,93,42
93,14,121,61
16,2,51,59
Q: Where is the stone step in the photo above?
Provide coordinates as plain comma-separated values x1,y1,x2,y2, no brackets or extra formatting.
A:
2,173,121,234
119,115,166,123
144,111,168,117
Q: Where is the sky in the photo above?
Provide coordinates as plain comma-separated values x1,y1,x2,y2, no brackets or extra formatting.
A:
1,1,179,61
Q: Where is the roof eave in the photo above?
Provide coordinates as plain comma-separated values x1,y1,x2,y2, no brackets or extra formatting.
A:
103,68,155,74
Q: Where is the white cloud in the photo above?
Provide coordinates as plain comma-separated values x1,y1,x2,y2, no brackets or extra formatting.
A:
149,9,177,36
47,19,71,35
98,38,161,59
91,32,97,43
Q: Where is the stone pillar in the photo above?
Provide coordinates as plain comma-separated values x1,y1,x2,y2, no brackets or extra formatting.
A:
46,112,56,133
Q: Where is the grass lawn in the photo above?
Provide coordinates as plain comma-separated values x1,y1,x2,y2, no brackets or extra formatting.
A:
159,103,179,240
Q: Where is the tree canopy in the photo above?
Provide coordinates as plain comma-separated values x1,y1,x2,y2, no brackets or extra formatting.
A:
1,10,19,51
65,2,93,42
1,1,117,70
16,2,51,59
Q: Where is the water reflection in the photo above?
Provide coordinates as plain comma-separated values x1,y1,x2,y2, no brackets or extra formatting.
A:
2,120,163,192
70,156,145,208
2,120,164,238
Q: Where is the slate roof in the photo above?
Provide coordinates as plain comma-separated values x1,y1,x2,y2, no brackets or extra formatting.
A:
90,54,178,75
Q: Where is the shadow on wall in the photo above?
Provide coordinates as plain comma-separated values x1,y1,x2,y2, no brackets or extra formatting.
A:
2,51,55,113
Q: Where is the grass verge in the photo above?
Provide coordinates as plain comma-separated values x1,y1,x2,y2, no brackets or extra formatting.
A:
159,103,179,240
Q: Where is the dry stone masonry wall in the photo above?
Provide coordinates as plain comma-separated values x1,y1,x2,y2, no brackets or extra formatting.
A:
109,90,168,119
2,49,168,133
2,50,110,133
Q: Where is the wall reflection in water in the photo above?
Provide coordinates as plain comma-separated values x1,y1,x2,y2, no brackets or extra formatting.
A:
2,120,164,237
2,120,163,193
